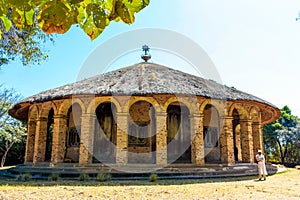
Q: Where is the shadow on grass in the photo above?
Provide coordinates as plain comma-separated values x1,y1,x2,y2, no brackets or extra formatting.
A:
0,174,263,187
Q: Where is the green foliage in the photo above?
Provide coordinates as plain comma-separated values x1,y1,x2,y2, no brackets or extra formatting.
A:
0,16,53,67
16,173,32,182
96,173,111,182
0,0,150,40
48,173,60,181
79,173,90,181
263,106,300,163
149,173,158,182
0,85,27,167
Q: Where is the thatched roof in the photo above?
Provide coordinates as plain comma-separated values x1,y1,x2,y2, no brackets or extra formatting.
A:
18,63,275,105
9,63,280,122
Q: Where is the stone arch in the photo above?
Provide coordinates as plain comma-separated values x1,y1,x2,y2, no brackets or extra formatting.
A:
203,104,221,163
64,103,82,163
87,96,122,114
166,101,191,164
124,96,162,113
39,101,58,119
28,104,39,121
199,99,226,117
58,98,86,116
250,106,260,123
127,100,156,164
228,103,249,120
93,102,118,164
163,96,197,114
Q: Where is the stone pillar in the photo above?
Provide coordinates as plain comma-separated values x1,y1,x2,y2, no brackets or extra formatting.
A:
252,121,263,158
191,114,205,166
234,125,242,161
116,112,128,165
156,112,167,166
24,120,36,163
220,116,235,164
79,113,95,166
33,118,48,165
240,119,254,163
50,114,67,166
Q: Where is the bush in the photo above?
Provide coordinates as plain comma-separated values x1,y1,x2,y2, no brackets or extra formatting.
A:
16,173,32,182
79,174,90,181
149,173,158,182
48,173,59,181
96,173,111,182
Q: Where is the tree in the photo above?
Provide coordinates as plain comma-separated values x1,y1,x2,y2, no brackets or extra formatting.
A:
263,106,300,163
0,0,150,40
0,18,53,67
0,86,27,167
0,120,26,167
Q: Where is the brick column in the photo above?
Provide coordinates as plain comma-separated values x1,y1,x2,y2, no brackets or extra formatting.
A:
116,112,128,165
156,112,167,166
252,121,263,158
24,120,36,163
33,118,48,164
79,113,95,166
220,116,235,164
191,114,205,166
240,119,254,163
50,114,67,166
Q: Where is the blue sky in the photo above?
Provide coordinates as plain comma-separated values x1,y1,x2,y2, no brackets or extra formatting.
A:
1,0,300,116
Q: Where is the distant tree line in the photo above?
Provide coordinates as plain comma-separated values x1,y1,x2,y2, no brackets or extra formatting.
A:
263,106,300,165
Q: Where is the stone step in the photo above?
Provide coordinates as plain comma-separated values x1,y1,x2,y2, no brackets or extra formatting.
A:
2,163,278,180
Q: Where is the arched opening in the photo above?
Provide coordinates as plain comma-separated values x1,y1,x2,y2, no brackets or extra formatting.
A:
232,108,242,162
45,108,54,162
127,101,156,164
167,102,191,164
93,103,117,163
65,103,82,163
203,104,221,163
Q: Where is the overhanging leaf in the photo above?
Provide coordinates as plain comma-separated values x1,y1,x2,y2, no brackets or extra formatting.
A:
82,14,104,40
116,1,135,24
38,1,73,34
0,15,12,32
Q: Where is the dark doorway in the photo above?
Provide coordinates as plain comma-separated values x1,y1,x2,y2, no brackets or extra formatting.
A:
167,103,191,164
45,108,54,162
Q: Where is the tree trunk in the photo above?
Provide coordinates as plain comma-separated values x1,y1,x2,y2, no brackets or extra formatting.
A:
1,141,13,168
1,150,9,168
276,138,285,163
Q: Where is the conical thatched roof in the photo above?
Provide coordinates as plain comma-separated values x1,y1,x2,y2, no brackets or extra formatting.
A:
9,62,280,122
17,63,275,105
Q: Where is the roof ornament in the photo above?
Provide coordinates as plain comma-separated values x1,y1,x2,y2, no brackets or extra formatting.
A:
141,45,151,62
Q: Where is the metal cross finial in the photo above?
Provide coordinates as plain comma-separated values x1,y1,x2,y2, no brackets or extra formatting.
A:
142,45,150,55
141,45,151,62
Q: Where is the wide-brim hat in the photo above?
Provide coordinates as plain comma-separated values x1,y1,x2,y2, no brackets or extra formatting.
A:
258,149,262,153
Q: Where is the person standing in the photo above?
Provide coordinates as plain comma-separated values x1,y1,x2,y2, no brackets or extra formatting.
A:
256,149,268,181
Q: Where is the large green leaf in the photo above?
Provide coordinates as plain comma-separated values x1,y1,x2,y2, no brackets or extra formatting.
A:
82,14,104,40
0,15,12,32
38,1,73,34
116,0,135,24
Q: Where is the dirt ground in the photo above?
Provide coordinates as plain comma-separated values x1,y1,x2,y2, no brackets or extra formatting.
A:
0,168,299,200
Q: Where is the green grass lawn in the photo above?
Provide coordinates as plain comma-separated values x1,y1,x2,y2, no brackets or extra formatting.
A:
0,168,299,199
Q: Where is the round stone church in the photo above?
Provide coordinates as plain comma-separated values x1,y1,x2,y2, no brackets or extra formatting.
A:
9,54,280,168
